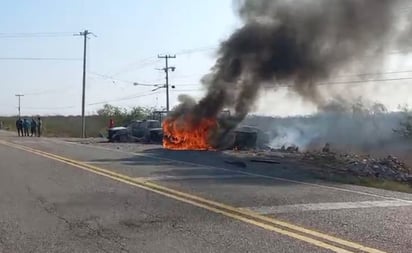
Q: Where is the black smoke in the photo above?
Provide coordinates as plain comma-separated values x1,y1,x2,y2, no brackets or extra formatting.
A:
168,0,412,147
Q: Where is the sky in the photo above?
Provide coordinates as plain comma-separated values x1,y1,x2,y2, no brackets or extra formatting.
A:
1,0,412,117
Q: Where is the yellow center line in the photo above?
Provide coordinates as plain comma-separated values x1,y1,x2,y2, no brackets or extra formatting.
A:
0,140,387,253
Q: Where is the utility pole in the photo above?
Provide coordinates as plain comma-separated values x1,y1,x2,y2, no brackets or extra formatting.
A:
15,94,24,118
75,30,96,138
157,54,176,112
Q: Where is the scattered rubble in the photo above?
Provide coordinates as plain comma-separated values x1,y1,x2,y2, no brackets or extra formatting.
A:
280,145,299,153
301,151,412,183
224,160,247,168
322,143,330,153
262,143,412,184
249,158,280,164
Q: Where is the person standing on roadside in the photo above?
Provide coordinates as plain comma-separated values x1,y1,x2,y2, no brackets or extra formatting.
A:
37,117,43,137
23,118,30,136
109,118,115,128
15,118,23,136
30,118,37,137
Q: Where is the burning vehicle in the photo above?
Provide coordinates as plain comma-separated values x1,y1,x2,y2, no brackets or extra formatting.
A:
162,110,269,150
162,117,217,150
108,119,163,143
160,0,412,152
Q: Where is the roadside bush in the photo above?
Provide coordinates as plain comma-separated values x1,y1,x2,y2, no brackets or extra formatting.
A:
394,106,412,138
96,104,154,126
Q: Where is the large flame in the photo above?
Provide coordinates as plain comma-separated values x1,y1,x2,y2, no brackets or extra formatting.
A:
162,117,217,150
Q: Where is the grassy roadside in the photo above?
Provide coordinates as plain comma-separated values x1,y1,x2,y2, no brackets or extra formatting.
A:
296,155,412,193
0,116,109,138
312,170,412,193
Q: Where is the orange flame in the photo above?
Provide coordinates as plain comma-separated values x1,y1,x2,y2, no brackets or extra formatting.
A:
162,117,217,150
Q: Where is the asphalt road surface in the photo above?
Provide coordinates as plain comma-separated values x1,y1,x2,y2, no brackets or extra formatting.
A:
0,130,411,253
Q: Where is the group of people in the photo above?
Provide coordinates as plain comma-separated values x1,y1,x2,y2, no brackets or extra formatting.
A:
16,117,42,137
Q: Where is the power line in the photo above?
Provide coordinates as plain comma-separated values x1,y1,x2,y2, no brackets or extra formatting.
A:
110,46,216,77
0,32,75,35
172,88,203,92
134,82,162,87
175,46,216,56
111,58,161,77
24,106,77,110
172,83,201,86
88,91,161,106
317,76,412,86
88,72,134,84
0,32,75,38
91,70,412,97
88,72,160,87
341,69,412,77
0,57,81,61
167,77,412,89
24,87,76,96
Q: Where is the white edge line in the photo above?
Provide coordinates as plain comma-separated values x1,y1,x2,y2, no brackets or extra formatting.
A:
47,138,412,203
135,174,256,181
241,200,412,215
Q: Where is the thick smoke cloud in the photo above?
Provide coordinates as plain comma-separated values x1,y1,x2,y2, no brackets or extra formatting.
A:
169,0,411,145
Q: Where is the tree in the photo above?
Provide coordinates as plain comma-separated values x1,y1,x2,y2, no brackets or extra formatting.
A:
97,104,154,126
394,106,412,138
97,104,123,117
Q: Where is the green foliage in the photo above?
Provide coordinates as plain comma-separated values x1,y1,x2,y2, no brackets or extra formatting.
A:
0,115,107,137
97,104,154,126
394,106,412,138
0,117,16,131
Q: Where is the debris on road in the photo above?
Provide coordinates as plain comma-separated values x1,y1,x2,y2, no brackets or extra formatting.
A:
322,143,330,153
249,158,280,164
280,145,299,153
226,144,411,184
224,160,247,168
302,151,412,183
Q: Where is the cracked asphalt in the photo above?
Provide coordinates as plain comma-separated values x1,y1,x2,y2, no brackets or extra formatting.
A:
1,131,411,252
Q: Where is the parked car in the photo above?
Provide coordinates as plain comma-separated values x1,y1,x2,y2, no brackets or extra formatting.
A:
108,119,163,143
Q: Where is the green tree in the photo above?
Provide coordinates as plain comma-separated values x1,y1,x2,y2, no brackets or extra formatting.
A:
97,104,123,117
394,106,412,138
97,104,154,126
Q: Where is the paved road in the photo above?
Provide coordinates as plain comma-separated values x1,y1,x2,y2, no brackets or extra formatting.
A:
0,131,411,253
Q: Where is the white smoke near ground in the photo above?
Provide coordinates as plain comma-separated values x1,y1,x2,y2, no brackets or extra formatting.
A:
266,112,399,151
269,124,320,149
243,100,411,160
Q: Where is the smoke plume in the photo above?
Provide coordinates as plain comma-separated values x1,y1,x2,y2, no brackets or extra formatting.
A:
169,0,411,146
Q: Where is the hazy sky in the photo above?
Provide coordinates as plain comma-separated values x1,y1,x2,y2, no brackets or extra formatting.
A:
1,0,412,117
0,0,239,116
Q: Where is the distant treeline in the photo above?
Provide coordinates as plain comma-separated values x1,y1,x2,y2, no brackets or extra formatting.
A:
0,104,158,138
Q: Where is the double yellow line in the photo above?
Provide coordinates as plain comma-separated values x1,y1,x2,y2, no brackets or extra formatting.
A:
0,140,386,253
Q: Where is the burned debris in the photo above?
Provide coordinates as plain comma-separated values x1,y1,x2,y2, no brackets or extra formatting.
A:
302,151,412,183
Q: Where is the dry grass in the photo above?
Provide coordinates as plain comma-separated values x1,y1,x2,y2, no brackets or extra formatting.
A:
318,173,412,193
0,116,109,138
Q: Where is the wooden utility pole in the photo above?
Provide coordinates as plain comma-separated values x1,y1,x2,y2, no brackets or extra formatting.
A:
15,94,24,117
157,54,176,112
75,30,96,138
